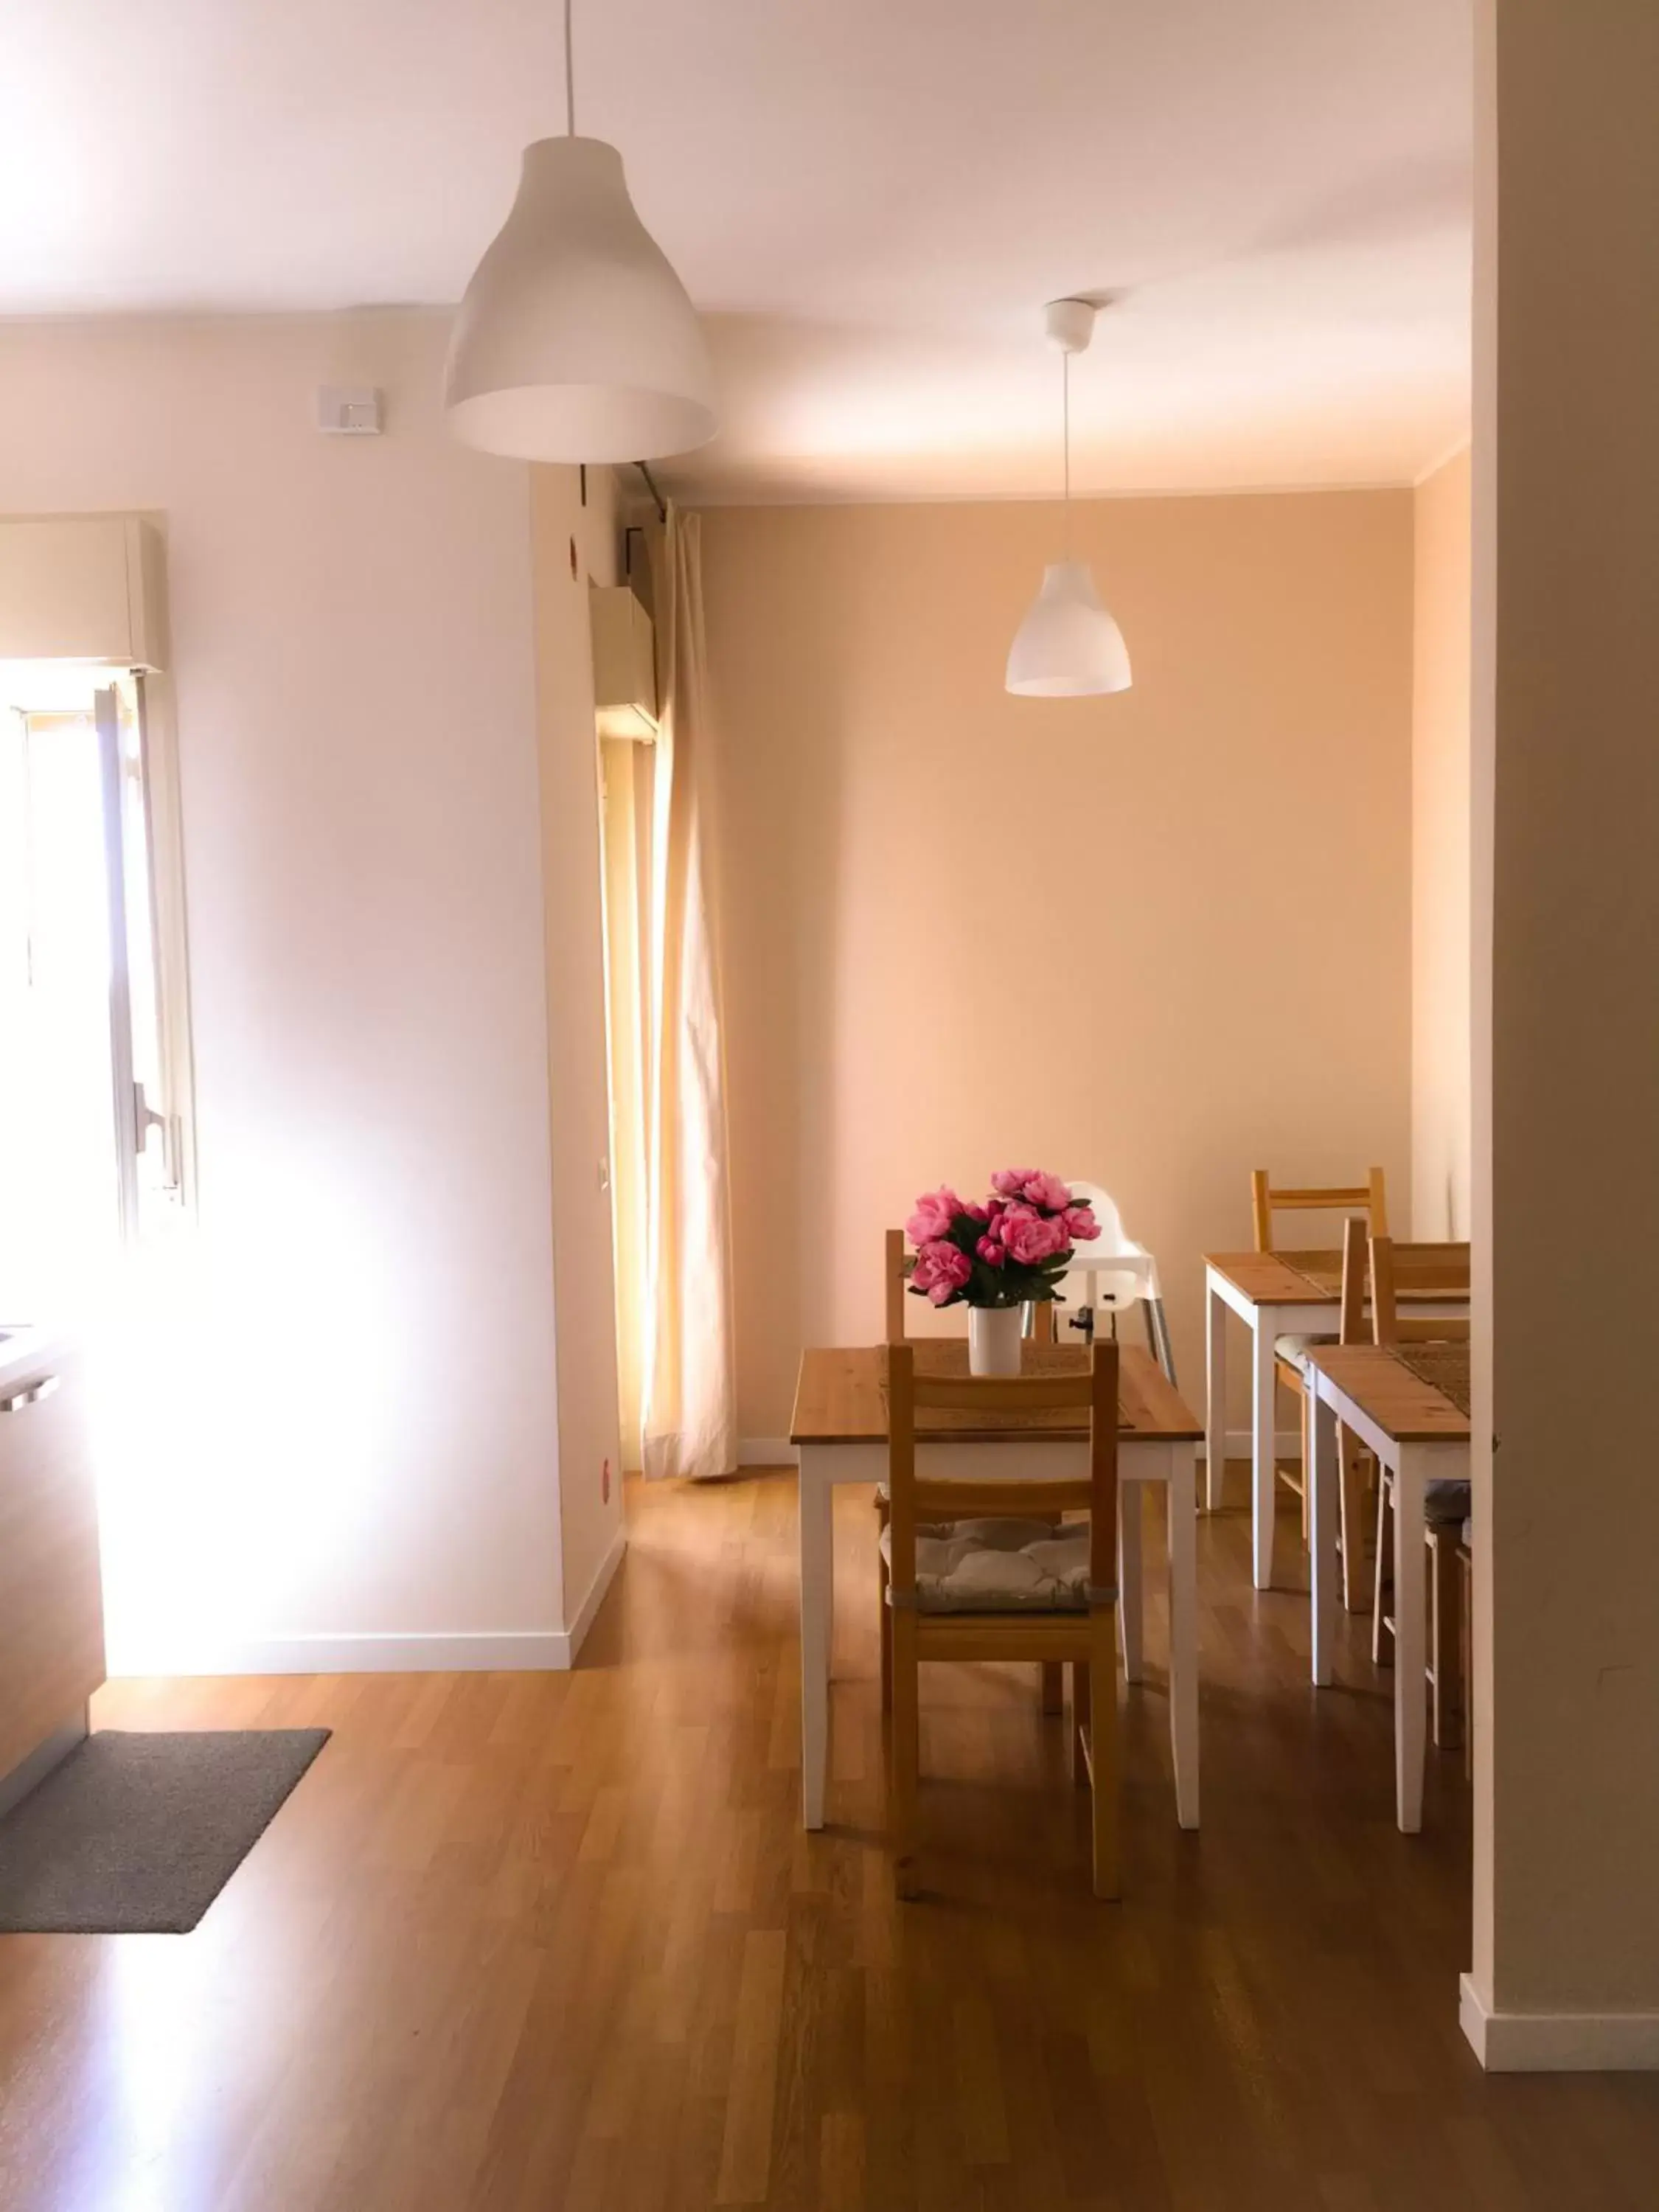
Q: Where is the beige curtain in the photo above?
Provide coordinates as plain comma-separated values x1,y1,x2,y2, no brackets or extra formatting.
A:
628,507,737,1478
599,734,654,1461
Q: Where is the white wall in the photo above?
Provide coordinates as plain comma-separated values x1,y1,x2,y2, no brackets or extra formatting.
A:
1467,0,1659,2070
0,312,571,1669
531,464,627,1637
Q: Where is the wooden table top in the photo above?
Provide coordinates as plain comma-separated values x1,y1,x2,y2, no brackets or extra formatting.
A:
790,1340,1203,1447
1207,1249,1472,1306
1302,1342,1471,1442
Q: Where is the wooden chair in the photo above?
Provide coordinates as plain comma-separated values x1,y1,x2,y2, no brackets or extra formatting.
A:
1368,1234,1473,1750
878,1231,1062,1711
1458,1527,1473,1782
1251,1166,1389,1254
1322,1217,1377,1606
884,1340,1121,1899
1253,1169,1388,1541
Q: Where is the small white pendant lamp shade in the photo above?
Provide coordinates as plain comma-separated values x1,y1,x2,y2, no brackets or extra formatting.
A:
445,136,716,464
1005,560,1132,696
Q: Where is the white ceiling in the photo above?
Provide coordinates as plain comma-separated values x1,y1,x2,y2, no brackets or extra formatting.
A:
1,0,1472,502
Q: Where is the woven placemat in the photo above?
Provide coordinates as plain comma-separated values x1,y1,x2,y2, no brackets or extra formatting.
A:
1394,1341,1471,1418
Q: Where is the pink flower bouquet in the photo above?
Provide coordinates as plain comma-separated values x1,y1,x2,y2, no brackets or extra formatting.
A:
905,1172,1097,1310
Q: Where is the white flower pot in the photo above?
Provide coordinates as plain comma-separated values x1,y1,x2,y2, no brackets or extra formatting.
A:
968,1304,1023,1377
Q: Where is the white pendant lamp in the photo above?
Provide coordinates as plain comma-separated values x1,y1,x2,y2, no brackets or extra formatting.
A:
444,0,716,463
1006,298,1131,698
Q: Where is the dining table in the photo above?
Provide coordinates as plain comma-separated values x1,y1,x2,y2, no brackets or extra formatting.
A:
789,1339,1203,1834
1304,1338,1471,1832
1204,1248,1470,1590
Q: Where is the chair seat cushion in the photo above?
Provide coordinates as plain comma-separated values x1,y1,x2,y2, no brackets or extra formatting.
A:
1273,1330,1336,1371
879,1517,1091,1613
1426,1479,1471,1523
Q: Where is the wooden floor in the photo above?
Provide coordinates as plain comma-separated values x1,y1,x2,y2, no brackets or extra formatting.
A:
3,1471,1658,2211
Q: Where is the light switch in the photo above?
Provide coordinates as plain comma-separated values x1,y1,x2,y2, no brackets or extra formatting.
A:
317,386,383,435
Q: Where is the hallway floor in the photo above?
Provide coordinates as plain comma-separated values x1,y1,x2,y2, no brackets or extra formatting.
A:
1,1470,1656,2211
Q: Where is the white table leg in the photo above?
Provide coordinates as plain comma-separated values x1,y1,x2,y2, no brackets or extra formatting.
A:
798,1450,834,1829
1251,1312,1278,1589
1308,1382,1338,1687
1205,1274,1228,1511
1118,1480,1144,1683
1393,1447,1427,1833
1166,1444,1200,1828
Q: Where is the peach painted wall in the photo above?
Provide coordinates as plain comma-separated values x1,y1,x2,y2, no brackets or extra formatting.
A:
1411,448,1472,1239
700,492,1415,1441
0,313,568,1667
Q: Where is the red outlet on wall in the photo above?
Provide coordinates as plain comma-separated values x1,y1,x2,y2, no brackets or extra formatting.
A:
602,1458,611,1503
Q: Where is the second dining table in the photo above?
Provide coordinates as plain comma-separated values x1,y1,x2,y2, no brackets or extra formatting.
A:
1206,1247,1470,1589
1304,1337,1471,1832
790,1338,1203,1834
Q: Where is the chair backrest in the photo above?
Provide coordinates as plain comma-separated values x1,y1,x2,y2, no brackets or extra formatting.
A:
884,1342,1119,1606
1338,1214,1371,1344
1251,1166,1389,1253
884,1228,910,1344
1369,1235,1473,1346
887,1227,1057,1345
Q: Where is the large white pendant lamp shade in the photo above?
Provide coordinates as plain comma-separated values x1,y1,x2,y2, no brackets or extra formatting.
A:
1006,299,1131,698
445,3,715,462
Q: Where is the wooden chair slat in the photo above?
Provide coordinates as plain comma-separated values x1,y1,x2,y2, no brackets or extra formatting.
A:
1252,1165,1389,1252
912,1478,1091,1522
910,1369,1094,1412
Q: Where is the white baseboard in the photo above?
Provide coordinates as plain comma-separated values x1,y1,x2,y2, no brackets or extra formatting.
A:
103,1531,633,1680
563,1525,627,1663
1217,1428,1301,1461
1460,1975,1659,2070
106,1628,577,1676
740,1436,799,1466
737,1429,1298,1470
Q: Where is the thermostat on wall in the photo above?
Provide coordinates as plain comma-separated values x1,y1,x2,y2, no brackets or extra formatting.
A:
316,386,383,435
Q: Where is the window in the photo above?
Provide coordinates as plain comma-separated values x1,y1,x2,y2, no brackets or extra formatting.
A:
0,663,193,1317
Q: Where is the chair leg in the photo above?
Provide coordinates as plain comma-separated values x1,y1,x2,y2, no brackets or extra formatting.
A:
1070,1662,1091,1787
1040,1660,1064,1714
1338,1429,1368,1611
1087,1613,1119,1899
1430,1528,1462,1749
889,1610,921,1900
1298,1384,1312,1545
1459,1544,1474,1783
1372,1472,1394,1666
878,1555,893,1713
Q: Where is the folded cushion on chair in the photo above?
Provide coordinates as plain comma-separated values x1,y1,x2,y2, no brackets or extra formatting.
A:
1273,1331,1336,1371
879,1517,1091,1613
1426,1479,1471,1523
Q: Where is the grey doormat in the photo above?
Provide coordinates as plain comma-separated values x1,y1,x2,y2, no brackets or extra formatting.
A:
0,1728,330,1934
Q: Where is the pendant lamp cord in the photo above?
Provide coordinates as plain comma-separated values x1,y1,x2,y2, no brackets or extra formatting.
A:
563,0,576,133
1061,347,1071,555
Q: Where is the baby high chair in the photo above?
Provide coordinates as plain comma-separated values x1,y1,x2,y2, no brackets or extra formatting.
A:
1054,1180,1177,1385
